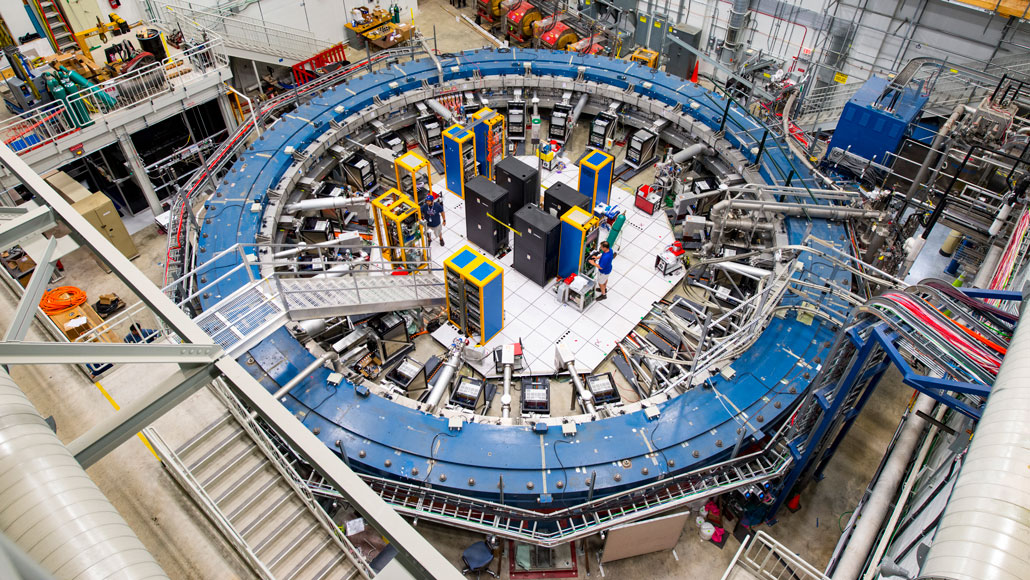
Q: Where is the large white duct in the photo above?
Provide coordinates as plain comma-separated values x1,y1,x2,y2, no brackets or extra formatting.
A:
917,309,1030,580
0,366,167,579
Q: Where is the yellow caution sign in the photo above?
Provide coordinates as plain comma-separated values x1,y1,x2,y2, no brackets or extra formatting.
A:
833,71,848,84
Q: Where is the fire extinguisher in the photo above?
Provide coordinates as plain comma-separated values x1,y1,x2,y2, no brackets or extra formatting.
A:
110,0,121,8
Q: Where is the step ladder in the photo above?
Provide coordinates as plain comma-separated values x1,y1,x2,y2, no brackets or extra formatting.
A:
147,407,369,579
32,0,78,53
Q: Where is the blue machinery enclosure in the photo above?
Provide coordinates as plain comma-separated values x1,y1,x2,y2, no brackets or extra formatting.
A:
442,124,476,198
196,48,850,515
826,75,929,163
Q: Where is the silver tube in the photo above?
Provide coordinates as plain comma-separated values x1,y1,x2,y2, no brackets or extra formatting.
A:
426,348,463,411
501,363,513,419
831,394,936,580
567,93,589,129
0,366,168,579
284,195,366,213
902,105,965,210
672,143,713,164
972,244,1004,288
566,361,596,415
918,310,1030,580
270,351,338,401
426,98,455,123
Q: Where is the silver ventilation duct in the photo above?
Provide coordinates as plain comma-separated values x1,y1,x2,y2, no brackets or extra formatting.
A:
0,366,167,579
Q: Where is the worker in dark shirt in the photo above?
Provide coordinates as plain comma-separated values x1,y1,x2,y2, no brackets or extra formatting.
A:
589,241,614,301
422,192,446,246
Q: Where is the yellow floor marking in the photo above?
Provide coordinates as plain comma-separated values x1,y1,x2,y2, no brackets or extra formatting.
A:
94,382,159,461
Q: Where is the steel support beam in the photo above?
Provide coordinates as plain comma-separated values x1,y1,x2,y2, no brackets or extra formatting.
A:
68,364,221,468
0,205,56,250
0,342,223,365
3,236,56,343
115,128,162,216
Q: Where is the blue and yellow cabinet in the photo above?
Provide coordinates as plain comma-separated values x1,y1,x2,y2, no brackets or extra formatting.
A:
558,206,601,278
442,124,477,198
578,149,614,207
444,245,504,345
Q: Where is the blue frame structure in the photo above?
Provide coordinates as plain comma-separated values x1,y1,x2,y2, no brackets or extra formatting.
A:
768,288,1019,521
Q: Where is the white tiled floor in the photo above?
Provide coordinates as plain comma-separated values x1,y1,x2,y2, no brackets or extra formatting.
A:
429,156,684,376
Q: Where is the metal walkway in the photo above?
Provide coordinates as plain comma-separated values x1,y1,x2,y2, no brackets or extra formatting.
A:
189,270,446,355
277,272,447,321
146,384,371,580
151,0,332,64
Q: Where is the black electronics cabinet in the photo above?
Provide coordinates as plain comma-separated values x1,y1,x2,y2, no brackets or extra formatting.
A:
466,176,510,256
543,182,590,219
495,156,539,216
513,204,560,286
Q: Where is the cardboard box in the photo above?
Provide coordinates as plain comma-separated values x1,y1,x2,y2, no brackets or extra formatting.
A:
99,293,117,306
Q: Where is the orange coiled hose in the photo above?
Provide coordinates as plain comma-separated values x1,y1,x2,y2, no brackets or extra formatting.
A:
39,286,87,315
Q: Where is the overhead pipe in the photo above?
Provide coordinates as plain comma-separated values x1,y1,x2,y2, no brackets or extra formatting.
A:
672,143,714,164
831,394,936,580
284,195,366,213
425,346,463,412
426,98,455,123
918,309,1030,580
706,199,884,252
0,366,168,579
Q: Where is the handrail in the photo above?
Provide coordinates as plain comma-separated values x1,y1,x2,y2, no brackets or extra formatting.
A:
153,0,332,61
0,37,228,154
161,45,429,292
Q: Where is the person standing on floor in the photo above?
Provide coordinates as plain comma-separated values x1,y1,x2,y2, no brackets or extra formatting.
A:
589,241,614,301
422,192,447,246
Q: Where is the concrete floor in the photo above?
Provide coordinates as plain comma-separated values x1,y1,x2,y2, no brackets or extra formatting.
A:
1,3,926,578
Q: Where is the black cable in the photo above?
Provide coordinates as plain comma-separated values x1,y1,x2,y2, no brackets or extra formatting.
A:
648,416,670,477
553,439,573,504
424,431,458,483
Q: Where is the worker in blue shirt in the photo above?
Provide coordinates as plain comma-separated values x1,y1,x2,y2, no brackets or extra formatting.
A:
422,192,446,246
589,241,614,301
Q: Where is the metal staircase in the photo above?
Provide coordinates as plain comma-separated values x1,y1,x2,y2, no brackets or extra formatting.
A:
146,382,371,580
31,0,77,53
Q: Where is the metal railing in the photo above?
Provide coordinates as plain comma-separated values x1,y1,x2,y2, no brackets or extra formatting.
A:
151,0,332,62
0,38,229,155
721,530,829,580
282,417,801,547
796,51,1030,129
161,44,430,292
